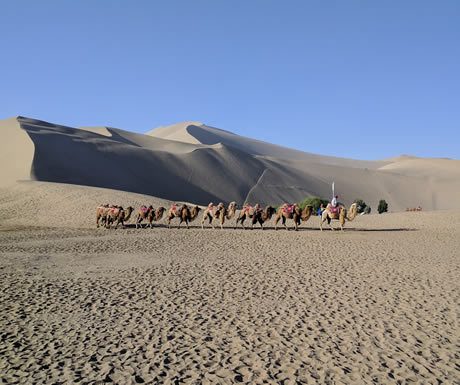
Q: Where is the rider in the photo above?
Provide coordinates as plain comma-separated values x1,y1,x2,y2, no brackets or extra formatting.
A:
331,195,338,208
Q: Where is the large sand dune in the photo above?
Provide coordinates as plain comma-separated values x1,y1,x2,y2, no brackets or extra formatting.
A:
1,116,459,211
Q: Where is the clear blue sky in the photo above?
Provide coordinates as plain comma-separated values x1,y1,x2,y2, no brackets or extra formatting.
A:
1,1,459,160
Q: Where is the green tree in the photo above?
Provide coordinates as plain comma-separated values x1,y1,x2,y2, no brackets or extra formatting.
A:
353,199,368,214
378,199,388,214
298,196,329,214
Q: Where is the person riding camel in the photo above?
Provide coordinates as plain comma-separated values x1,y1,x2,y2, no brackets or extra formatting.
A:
331,195,338,208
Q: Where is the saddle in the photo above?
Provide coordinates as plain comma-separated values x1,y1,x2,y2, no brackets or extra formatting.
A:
140,205,149,214
282,204,296,214
329,206,340,215
109,208,120,216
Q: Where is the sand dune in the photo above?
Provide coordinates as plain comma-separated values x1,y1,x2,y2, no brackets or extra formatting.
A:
1,116,459,211
0,180,458,384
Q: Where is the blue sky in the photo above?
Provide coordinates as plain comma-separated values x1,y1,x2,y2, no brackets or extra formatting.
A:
1,1,459,160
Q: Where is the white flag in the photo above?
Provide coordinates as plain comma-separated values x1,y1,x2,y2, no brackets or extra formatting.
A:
332,182,335,197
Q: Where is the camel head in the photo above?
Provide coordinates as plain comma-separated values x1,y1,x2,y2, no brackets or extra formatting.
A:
190,205,201,221
123,206,134,222
225,201,238,219
347,203,358,221
301,205,313,220
155,207,166,221
265,205,276,219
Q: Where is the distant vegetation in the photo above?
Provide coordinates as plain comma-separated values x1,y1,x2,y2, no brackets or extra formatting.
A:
378,199,388,214
298,197,329,214
353,199,368,214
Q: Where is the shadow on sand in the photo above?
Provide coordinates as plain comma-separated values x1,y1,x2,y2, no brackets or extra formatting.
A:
119,224,418,232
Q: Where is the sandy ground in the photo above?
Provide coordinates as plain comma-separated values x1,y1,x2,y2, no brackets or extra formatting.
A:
1,189,458,384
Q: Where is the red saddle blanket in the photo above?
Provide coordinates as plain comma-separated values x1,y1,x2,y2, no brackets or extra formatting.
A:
283,204,296,214
140,206,149,214
330,206,339,215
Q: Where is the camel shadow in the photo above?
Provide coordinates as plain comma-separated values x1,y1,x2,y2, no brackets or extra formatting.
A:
121,224,418,232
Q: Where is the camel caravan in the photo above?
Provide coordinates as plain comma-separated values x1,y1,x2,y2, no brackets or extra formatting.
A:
96,200,359,231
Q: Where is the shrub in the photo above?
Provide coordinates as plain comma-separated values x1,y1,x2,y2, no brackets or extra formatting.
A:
378,199,388,214
298,196,329,214
353,199,368,214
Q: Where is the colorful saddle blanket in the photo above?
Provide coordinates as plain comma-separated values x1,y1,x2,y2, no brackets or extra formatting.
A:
283,204,296,214
329,206,340,215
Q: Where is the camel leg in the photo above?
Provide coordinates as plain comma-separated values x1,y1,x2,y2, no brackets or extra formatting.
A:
209,214,215,230
328,217,335,231
259,218,264,230
282,216,288,230
274,215,279,230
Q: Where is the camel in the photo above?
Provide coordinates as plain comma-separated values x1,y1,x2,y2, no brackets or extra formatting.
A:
320,203,358,231
147,206,166,228
96,204,110,228
135,205,154,229
235,204,275,229
166,204,201,229
235,203,260,229
201,202,237,229
406,206,422,212
251,205,276,229
105,206,134,229
274,204,314,231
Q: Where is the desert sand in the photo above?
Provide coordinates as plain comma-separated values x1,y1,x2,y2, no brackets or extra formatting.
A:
0,181,458,384
1,116,460,211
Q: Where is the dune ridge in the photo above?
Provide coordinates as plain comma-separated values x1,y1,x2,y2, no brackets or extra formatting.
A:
1,116,459,211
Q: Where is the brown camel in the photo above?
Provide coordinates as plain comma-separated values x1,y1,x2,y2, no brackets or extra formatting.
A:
96,204,110,228
320,203,358,231
201,202,237,229
235,203,261,229
274,204,313,231
135,205,154,229
251,205,276,229
235,204,275,229
106,206,134,229
166,204,201,229
147,206,166,228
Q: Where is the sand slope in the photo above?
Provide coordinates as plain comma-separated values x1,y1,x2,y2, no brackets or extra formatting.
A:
1,116,459,210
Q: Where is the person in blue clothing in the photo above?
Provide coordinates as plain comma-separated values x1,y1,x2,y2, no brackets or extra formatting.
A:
317,203,325,216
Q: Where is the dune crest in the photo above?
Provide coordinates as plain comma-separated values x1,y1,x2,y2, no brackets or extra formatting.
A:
1,116,459,211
